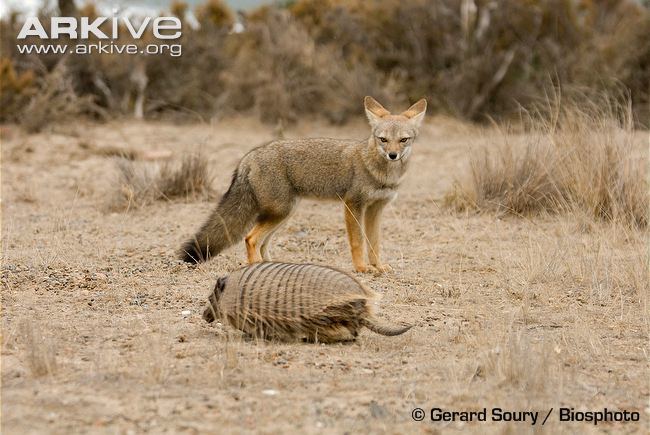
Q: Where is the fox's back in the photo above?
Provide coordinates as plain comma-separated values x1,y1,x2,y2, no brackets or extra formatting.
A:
244,138,363,198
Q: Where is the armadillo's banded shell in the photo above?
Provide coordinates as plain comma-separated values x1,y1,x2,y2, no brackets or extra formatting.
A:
219,262,376,331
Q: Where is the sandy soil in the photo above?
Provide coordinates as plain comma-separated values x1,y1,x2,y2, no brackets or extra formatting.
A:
1,117,648,434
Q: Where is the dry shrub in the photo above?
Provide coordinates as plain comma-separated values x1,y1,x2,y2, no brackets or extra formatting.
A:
196,0,234,27
452,138,563,216
479,327,558,393
112,159,160,211
0,57,37,122
144,26,229,119
550,99,648,227
444,95,648,228
19,60,101,133
158,153,214,199
1,0,648,125
291,0,650,122
110,152,214,211
218,8,388,124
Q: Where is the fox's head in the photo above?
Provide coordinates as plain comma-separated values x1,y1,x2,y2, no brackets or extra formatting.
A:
364,96,427,162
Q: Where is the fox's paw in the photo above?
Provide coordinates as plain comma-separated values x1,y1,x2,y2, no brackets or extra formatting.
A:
353,263,371,273
372,263,393,274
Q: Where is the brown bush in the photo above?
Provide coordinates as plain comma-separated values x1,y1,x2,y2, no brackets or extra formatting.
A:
0,57,36,122
196,0,234,28
291,0,649,122
0,0,648,125
19,60,101,133
444,95,648,228
218,8,388,124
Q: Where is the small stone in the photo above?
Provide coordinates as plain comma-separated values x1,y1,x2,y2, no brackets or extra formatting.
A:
262,389,278,396
181,310,191,317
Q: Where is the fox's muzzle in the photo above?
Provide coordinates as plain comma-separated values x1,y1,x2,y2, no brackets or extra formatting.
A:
378,146,410,162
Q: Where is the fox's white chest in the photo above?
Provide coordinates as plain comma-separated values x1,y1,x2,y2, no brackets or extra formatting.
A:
367,188,398,202
377,163,407,186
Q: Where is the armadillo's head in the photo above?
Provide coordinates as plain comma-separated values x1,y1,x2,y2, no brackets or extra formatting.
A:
203,276,227,323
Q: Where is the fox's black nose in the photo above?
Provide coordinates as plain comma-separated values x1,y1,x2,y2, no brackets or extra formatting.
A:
388,152,398,160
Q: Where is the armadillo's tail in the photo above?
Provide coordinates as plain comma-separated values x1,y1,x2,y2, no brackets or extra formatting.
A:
362,318,413,336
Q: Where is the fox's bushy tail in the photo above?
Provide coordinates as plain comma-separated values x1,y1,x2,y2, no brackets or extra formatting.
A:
180,168,258,263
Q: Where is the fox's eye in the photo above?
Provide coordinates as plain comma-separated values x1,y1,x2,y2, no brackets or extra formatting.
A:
379,137,388,143
400,137,409,143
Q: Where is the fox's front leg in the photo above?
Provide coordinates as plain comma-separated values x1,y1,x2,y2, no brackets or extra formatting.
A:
343,201,368,273
365,200,392,273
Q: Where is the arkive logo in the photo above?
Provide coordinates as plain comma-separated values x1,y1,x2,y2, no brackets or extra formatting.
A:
17,15,182,40
15,13,183,57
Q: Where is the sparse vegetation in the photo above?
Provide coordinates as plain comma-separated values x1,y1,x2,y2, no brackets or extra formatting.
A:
444,95,649,227
2,120,647,433
111,152,214,211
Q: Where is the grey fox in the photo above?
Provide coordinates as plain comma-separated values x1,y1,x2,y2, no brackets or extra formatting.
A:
180,96,427,272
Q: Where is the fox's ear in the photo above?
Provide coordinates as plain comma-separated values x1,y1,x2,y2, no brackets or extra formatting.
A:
401,98,427,128
364,96,390,128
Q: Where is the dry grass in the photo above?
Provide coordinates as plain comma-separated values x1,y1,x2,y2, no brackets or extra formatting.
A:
158,153,215,199
444,96,649,228
3,320,59,378
110,152,214,211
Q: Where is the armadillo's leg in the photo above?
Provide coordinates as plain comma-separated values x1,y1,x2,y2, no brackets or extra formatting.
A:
343,201,368,273
245,215,287,263
364,199,392,273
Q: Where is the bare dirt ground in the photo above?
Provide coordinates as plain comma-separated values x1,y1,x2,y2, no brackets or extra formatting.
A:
1,118,648,434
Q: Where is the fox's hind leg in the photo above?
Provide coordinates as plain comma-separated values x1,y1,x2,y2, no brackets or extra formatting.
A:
259,215,290,261
245,213,290,263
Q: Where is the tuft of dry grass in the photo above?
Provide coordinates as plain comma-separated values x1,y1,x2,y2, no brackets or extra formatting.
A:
110,152,214,212
13,320,58,378
158,153,214,199
444,96,648,228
